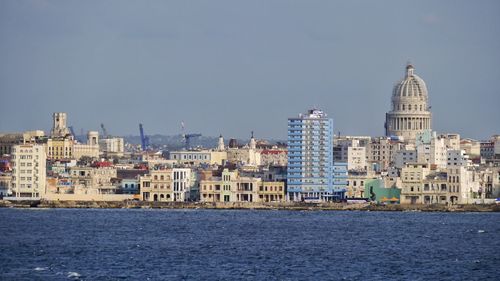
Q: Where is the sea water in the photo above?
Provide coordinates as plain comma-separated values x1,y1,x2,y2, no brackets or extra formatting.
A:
0,208,498,280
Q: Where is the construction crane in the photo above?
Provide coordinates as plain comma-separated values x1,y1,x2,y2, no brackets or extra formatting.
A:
183,133,201,150
139,123,149,151
100,123,109,139
180,121,201,150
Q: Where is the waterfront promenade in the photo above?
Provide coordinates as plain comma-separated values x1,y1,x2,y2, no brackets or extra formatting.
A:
1,199,499,212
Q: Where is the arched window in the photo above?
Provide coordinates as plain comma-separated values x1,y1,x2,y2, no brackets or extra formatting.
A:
402,104,405,111
408,104,412,111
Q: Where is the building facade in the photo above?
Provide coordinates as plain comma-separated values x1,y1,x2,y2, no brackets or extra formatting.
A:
11,144,47,198
169,150,227,166
140,168,193,202
287,109,335,201
385,64,432,142
347,140,367,171
99,137,125,157
199,169,285,203
50,112,71,138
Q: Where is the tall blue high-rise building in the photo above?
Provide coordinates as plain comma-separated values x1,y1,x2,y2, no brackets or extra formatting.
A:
287,109,343,201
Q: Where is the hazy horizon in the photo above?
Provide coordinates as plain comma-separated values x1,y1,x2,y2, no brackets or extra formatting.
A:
1,1,499,140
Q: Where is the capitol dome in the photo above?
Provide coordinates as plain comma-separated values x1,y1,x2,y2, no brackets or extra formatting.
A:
385,63,432,142
392,64,428,98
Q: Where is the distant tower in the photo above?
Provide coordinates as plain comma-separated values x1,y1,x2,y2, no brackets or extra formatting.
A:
50,112,71,137
385,63,432,142
217,134,225,151
249,131,256,150
87,131,99,146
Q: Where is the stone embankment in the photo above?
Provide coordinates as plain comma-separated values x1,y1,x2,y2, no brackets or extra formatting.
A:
0,199,499,212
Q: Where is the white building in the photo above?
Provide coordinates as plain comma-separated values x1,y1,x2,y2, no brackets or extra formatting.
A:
447,167,480,204
347,140,366,171
394,149,417,169
73,131,100,160
447,150,471,167
139,168,194,202
99,137,124,156
172,168,192,202
385,64,432,142
366,137,405,171
414,132,447,169
460,139,481,159
429,135,447,169
226,134,261,166
169,150,227,166
443,133,461,150
11,144,46,198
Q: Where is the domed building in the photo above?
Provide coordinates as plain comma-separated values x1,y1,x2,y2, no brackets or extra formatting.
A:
385,64,432,142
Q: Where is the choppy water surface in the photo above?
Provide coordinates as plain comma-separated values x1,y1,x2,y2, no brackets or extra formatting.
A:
0,209,498,280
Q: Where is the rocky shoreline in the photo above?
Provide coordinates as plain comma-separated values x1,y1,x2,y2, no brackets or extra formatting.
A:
1,199,499,212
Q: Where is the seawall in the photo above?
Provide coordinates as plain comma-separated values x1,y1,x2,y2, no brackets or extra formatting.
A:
1,200,499,212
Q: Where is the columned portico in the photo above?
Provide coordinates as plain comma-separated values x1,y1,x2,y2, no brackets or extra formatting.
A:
385,64,432,142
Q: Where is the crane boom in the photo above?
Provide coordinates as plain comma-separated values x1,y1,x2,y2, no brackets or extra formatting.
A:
183,133,202,150
139,123,149,151
100,123,108,138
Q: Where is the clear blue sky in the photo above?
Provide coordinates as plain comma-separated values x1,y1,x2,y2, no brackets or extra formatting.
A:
1,0,499,139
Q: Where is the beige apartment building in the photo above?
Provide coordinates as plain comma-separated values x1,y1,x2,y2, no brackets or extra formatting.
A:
69,166,117,195
11,144,46,198
200,169,284,203
399,163,431,204
366,137,405,171
140,168,192,202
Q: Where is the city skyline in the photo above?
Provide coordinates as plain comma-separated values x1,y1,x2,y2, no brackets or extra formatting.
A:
1,1,499,139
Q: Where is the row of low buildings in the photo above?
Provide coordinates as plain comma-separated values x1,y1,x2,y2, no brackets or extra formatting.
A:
0,113,289,202
1,64,499,205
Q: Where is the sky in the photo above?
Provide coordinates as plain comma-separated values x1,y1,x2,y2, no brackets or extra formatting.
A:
0,0,499,140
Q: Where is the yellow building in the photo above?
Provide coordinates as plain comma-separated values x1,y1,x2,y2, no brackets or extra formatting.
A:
46,138,73,160
200,168,285,203
399,163,430,204
258,181,285,202
139,168,192,202
0,130,44,156
169,150,227,166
